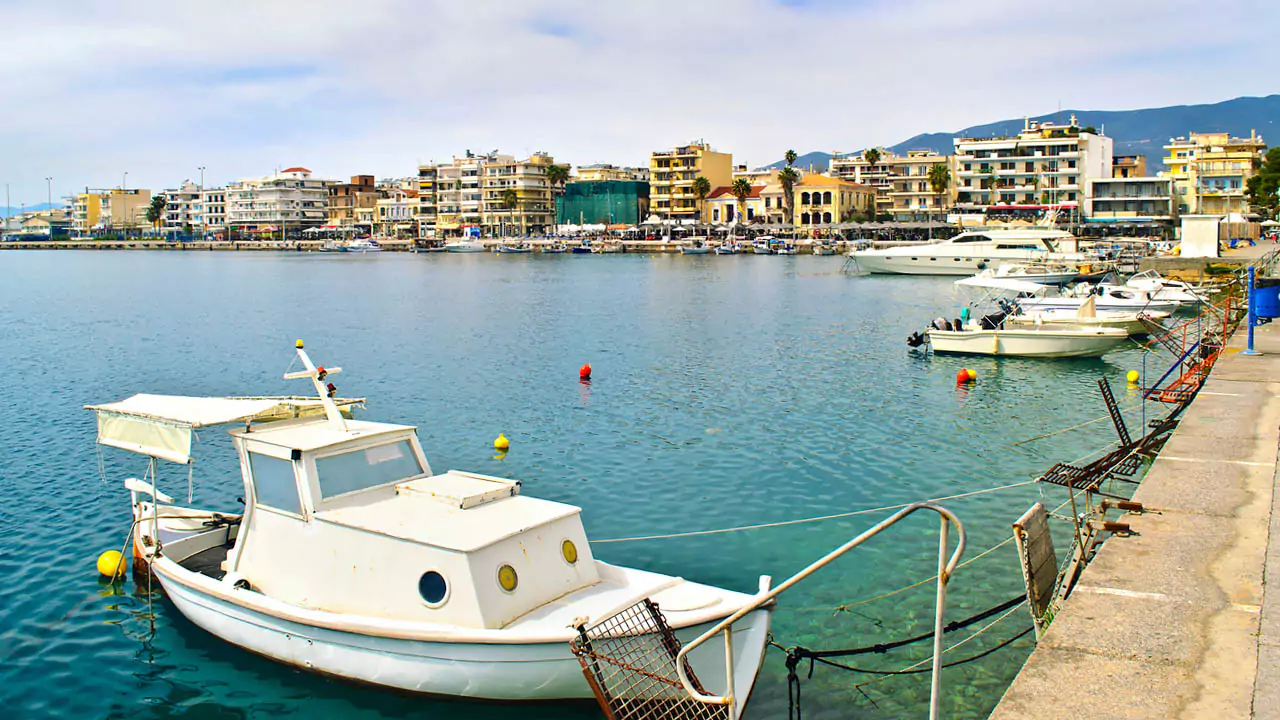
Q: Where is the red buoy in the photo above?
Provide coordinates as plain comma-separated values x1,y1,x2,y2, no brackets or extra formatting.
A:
579,363,592,380
956,369,969,384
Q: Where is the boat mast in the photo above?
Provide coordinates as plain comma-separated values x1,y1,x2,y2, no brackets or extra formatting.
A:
283,339,347,430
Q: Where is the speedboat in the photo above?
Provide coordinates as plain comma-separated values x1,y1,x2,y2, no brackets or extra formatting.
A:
444,240,486,253
680,237,712,255
88,342,774,706
1123,270,1210,305
926,323,1131,358
341,238,382,253
1020,283,1182,315
811,243,838,256
851,227,1090,275
570,240,594,254
1004,296,1169,336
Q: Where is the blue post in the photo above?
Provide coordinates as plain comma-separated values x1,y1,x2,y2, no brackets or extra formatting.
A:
1243,265,1261,356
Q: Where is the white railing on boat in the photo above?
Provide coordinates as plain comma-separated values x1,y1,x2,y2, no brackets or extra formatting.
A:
675,502,966,720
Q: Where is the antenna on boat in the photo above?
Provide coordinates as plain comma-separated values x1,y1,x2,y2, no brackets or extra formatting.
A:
283,339,348,430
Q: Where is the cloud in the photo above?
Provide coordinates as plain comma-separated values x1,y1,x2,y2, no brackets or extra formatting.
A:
0,0,1274,203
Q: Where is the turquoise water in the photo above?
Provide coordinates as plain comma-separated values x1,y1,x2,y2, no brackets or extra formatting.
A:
0,251,1160,719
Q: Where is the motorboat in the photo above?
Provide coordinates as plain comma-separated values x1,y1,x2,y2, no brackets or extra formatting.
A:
1123,270,1210,305
752,238,775,255
926,323,1131,358
542,241,566,254
444,240,486,253
1020,283,1182,315
680,237,712,255
1004,295,1169,336
851,227,1090,275
987,262,1078,286
593,241,624,254
340,238,382,253
714,242,741,255
88,342,774,706
811,243,838,256
775,242,799,256
497,242,533,254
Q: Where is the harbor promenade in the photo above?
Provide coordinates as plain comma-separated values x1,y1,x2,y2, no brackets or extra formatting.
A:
989,317,1280,719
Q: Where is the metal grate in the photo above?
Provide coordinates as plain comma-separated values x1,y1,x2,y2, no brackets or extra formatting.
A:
570,599,730,720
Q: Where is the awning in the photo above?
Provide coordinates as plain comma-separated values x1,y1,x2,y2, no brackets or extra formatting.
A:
954,275,1052,295
86,394,362,464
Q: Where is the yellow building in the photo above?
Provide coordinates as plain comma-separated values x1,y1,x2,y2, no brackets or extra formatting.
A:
481,152,562,236
886,151,957,221
1112,155,1147,178
100,189,152,233
794,175,876,228
576,164,647,182
72,192,104,237
1163,131,1266,215
649,141,732,221
704,185,766,225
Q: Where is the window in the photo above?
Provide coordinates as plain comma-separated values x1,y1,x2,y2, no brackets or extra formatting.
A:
822,191,832,204
249,453,301,514
315,440,424,499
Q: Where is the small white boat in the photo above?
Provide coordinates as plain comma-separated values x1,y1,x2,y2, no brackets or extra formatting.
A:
987,262,1077,286
775,243,799,256
542,242,566,254
340,238,382,253
1123,270,1210,304
715,242,741,255
88,342,775,707
927,323,1131,358
680,237,712,255
497,242,533,254
1020,283,1182,315
1004,296,1169,336
444,240,486,253
752,238,775,255
811,243,838,256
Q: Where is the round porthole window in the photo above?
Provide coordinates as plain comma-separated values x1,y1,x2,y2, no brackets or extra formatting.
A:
562,539,579,565
497,564,519,593
418,571,448,606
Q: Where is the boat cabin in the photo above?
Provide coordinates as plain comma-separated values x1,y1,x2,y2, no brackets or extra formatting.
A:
226,417,599,628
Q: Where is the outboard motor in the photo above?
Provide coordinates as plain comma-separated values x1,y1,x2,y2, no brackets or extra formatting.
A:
906,331,927,348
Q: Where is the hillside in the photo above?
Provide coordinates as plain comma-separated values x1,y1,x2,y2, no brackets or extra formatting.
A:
768,94,1278,172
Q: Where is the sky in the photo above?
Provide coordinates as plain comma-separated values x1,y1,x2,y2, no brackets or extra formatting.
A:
0,0,1276,206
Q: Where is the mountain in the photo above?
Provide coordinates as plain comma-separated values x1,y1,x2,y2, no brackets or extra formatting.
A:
1,203,64,218
767,94,1279,172
762,151,832,172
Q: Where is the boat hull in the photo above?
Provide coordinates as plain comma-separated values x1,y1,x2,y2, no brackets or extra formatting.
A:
928,327,1131,358
852,251,1085,276
680,247,712,255
1018,297,1181,316
154,560,772,704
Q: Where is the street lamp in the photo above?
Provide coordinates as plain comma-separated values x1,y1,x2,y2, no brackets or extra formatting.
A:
198,166,206,240
122,171,129,237
45,177,52,211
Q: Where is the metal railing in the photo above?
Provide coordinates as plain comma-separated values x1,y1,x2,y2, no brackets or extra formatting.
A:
675,502,966,720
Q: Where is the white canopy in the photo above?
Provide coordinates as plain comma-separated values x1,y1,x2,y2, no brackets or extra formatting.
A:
954,275,1052,295
86,394,361,464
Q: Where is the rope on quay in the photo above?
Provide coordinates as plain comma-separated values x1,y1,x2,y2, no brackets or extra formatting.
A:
590,480,1038,544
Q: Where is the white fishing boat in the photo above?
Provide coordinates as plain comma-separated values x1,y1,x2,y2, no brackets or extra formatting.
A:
444,240,486,253
714,242,741,255
775,242,799,256
542,241,567,254
340,238,382,253
811,243,838,256
851,227,1089,275
987,261,1077,286
752,237,775,255
496,242,532,254
680,237,712,255
87,342,775,707
927,324,1131,358
1004,295,1169,336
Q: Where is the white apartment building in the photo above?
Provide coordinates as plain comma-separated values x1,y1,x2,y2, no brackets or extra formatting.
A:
227,167,332,233
373,186,418,238
202,187,227,231
161,181,202,232
435,154,486,234
953,116,1113,214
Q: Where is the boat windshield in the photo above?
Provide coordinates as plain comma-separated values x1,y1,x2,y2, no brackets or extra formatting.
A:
315,440,424,499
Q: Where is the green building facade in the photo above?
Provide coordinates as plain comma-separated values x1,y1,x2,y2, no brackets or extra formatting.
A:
556,181,650,226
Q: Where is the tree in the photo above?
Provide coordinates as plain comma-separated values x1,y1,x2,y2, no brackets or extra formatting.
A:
863,147,881,169
1080,125,1098,134
927,163,951,224
730,178,753,226
691,176,712,222
778,168,799,226
500,188,519,237
1246,147,1280,219
784,149,797,167
145,195,167,230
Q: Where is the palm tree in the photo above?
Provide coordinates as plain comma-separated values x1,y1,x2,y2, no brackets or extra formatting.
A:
780,149,799,226
785,149,797,167
544,164,570,233
730,178,753,226
691,176,712,222
500,188,518,237
863,147,881,170
927,163,951,225
145,195,167,233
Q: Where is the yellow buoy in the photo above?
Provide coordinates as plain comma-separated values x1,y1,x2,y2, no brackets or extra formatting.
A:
1126,370,1140,385
494,433,510,451
97,550,125,578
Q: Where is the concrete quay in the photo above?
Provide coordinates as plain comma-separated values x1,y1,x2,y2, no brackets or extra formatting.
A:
989,319,1280,719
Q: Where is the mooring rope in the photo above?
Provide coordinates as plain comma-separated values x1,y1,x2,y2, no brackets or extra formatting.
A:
590,480,1038,544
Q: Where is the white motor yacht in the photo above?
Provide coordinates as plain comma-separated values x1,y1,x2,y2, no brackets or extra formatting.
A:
444,240,486,253
1019,283,1182,315
88,342,775,708
851,227,1089,275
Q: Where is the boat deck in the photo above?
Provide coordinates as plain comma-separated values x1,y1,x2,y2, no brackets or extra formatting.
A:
179,544,230,581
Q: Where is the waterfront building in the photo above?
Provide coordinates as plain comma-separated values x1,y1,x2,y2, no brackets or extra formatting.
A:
830,149,895,217
328,175,379,228
99,188,153,234
71,191,104,237
793,175,877,227
434,153,486,236
704,185,766,225
732,165,780,186
19,209,70,237
953,116,1113,217
227,167,333,235
758,183,787,225
1112,155,1148,178
886,151,957,221
1161,130,1266,215
416,164,438,238
202,187,227,234
481,152,560,236
556,180,649,226
1084,177,1174,221
649,141,732,221
576,164,648,182
373,186,418,238
161,181,203,234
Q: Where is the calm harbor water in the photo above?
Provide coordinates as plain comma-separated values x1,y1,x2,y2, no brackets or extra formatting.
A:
0,251,1160,719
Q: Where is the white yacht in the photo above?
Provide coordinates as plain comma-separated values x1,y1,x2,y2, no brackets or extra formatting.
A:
850,228,1088,275
444,239,486,253
87,342,775,708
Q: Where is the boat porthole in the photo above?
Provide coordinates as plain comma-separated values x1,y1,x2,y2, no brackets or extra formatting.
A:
562,539,579,565
418,571,448,606
498,564,519,593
